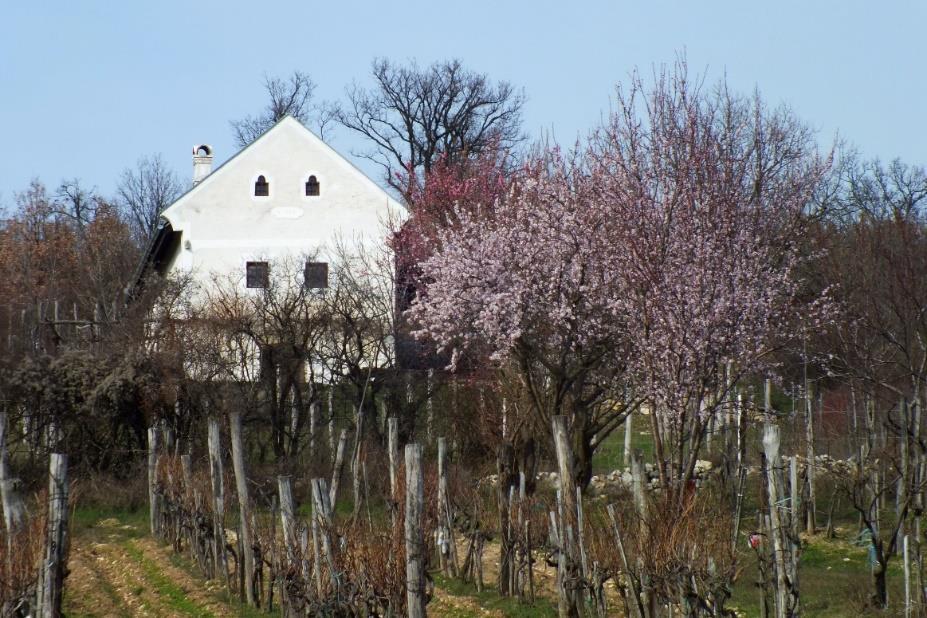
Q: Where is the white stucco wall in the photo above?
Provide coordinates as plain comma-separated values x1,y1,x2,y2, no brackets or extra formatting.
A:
160,116,404,293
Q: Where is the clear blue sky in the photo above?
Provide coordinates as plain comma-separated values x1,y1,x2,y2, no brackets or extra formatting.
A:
1,1,924,207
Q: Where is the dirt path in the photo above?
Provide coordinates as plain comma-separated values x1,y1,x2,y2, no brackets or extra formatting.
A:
65,516,241,618
63,512,564,617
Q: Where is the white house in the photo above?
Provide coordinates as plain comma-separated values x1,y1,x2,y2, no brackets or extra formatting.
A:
134,116,403,293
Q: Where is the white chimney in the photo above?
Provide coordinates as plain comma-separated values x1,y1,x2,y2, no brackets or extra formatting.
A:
192,144,213,186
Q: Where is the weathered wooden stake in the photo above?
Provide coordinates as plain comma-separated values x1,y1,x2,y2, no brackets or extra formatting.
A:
763,422,799,617
388,417,400,504
147,426,160,537
329,428,348,506
405,443,426,618
278,476,296,563
905,534,912,618
805,382,817,533
623,409,633,467
39,453,68,618
437,437,458,577
1,411,26,556
207,418,229,584
229,410,256,605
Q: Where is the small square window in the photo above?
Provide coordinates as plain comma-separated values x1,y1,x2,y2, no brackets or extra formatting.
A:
246,261,269,288
305,262,328,289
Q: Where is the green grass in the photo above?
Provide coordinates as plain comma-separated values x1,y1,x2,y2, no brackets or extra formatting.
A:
69,508,279,618
122,540,215,617
589,418,916,617
728,533,906,617
592,416,655,473
432,573,558,617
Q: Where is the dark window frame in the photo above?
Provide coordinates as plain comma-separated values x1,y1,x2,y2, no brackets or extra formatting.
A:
254,175,269,197
304,261,329,289
246,261,269,288
305,175,320,196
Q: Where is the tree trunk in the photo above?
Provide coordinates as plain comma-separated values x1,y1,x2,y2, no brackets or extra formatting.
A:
496,442,516,596
873,562,888,609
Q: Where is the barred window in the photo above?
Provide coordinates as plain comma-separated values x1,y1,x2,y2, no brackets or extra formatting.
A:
246,261,269,288
304,262,328,289
254,175,269,197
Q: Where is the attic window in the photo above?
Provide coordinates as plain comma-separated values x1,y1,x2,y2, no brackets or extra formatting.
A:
254,175,269,197
305,262,328,289
246,261,269,288
305,175,320,196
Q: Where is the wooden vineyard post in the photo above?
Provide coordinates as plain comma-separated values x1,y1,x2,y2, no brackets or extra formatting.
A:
763,422,800,617
147,426,160,537
405,443,426,618
623,410,633,467
229,410,257,606
805,380,817,534
329,429,348,506
437,436,458,577
278,476,296,564
388,417,399,505
905,534,912,618
38,453,68,618
1,410,27,557
207,418,229,586
0,409,8,497
310,478,337,590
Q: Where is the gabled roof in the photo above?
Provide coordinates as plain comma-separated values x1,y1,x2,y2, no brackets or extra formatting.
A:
160,115,403,230
128,115,404,296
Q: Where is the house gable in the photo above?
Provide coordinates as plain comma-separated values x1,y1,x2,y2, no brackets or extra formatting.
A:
146,116,403,289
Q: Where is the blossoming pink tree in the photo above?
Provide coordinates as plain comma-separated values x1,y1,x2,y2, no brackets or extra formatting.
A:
594,65,833,495
412,63,831,497
410,151,638,488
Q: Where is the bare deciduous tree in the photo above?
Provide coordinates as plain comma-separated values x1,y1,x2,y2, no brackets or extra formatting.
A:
115,154,183,244
231,71,336,147
53,179,99,234
338,58,525,202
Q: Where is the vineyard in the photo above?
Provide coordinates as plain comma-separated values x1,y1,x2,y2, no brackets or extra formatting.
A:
1,56,926,618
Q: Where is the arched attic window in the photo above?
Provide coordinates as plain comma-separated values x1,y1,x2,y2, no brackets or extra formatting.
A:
254,175,269,197
305,175,320,196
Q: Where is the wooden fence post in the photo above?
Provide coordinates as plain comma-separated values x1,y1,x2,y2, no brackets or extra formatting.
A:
763,422,799,617
1,411,26,552
0,409,8,488
437,437,458,577
278,476,296,564
147,426,160,537
405,443,426,618
39,453,68,618
207,418,229,585
329,429,348,506
229,410,256,606
623,410,633,467
388,417,399,502
805,382,817,533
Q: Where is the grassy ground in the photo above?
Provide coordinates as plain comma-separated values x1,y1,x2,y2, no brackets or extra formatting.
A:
65,508,272,617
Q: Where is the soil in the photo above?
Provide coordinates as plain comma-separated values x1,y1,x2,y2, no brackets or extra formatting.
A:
65,517,239,617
